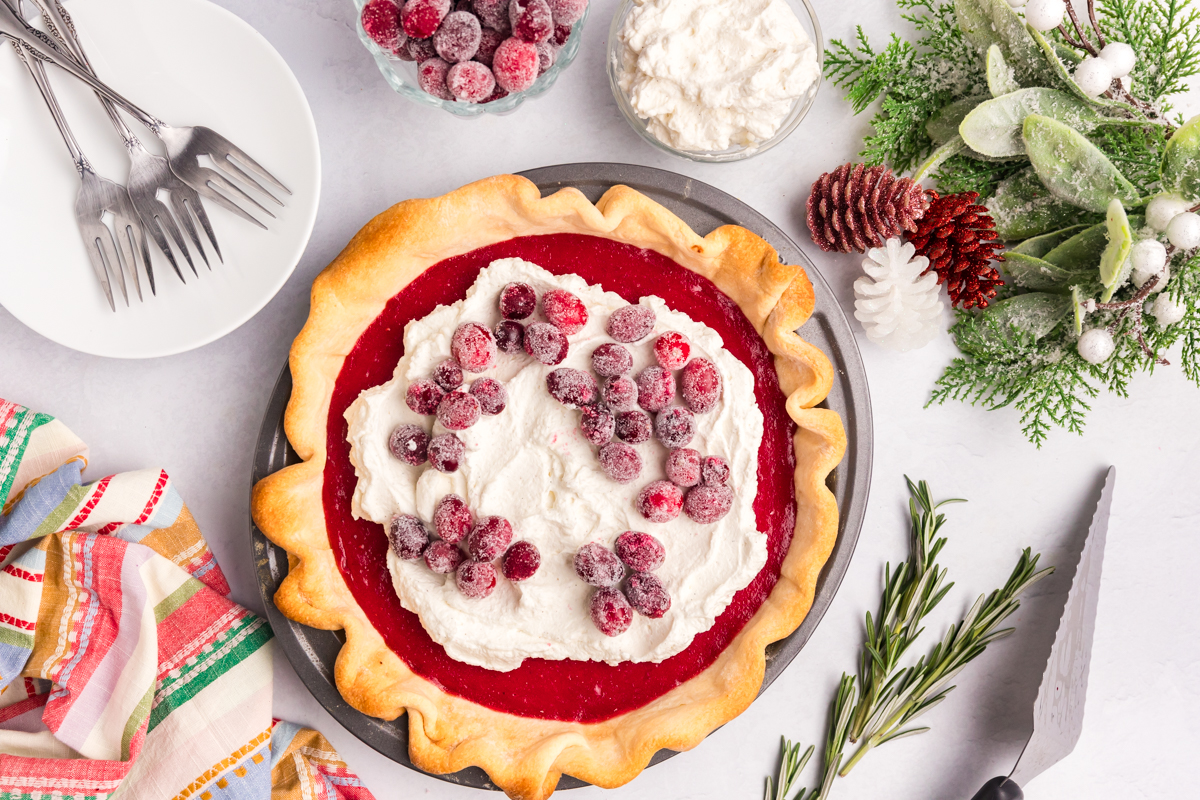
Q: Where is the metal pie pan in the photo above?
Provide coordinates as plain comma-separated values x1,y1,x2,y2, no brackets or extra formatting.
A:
249,163,873,791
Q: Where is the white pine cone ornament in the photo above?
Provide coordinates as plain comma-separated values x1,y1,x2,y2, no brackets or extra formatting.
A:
853,238,944,351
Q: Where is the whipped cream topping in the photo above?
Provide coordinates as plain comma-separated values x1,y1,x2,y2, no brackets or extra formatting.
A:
616,0,820,153
345,258,766,672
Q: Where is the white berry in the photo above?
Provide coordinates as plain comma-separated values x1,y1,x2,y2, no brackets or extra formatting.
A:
1167,211,1200,249
1129,238,1168,287
1099,42,1137,78
1146,194,1189,232
1077,328,1115,364
1132,263,1169,292
1073,57,1114,97
1149,294,1186,327
1024,0,1067,32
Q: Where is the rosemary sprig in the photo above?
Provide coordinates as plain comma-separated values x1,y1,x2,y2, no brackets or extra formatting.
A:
765,738,815,800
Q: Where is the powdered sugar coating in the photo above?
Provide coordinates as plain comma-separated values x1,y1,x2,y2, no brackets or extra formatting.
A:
502,540,541,581
546,367,598,407
535,40,557,73
590,587,634,636
636,480,683,522
437,391,482,430
408,36,437,62
389,514,431,560
636,366,675,412
654,331,691,369
469,377,508,415
509,0,553,43
406,378,445,414
402,0,451,38
541,288,588,334
362,0,405,52
434,494,473,543
523,321,569,364
684,484,733,524
665,447,701,487
456,560,497,598
548,0,587,24
625,571,671,618
388,423,430,465
598,441,642,483
602,376,638,412
448,61,496,103
499,281,537,319
417,57,455,100
654,406,695,448
591,343,633,377
682,357,721,413
492,37,539,92
493,319,525,353
472,0,511,32
433,358,464,391
468,515,514,561
615,409,652,444
428,432,465,472
581,405,616,445
607,305,655,342
574,543,625,587
474,26,505,66
425,540,465,573
701,455,730,486
451,321,497,372
615,531,665,572
434,10,481,62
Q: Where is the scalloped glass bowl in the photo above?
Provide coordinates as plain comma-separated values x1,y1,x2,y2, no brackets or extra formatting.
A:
352,0,589,116
607,0,823,162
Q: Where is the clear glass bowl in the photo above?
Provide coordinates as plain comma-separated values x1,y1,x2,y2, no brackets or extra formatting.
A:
352,0,589,116
606,0,823,162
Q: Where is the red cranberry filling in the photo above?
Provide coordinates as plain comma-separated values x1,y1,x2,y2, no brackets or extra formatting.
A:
523,322,569,364
654,406,695,449
636,366,675,412
389,424,430,465
590,587,633,636
428,432,465,472
625,572,671,619
541,288,588,334
591,343,632,377
389,514,431,560
470,377,508,415
684,485,733,524
606,305,655,342
456,560,497,598
574,543,624,587
637,480,683,523
615,409,651,444
406,378,445,414
597,441,642,483
451,322,497,372
502,540,541,581
653,331,691,369
682,358,722,413
425,540,466,573
614,531,665,572
434,494,473,543
468,515,514,561
666,448,702,487
546,367,598,408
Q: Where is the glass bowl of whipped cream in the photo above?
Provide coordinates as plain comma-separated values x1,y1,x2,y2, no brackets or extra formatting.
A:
607,0,823,162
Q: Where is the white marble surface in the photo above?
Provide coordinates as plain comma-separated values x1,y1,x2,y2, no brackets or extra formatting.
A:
2,0,1198,798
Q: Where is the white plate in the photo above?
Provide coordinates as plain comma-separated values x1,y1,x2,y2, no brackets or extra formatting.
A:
0,0,320,358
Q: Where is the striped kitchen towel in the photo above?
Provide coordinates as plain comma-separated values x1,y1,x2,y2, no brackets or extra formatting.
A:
0,400,375,800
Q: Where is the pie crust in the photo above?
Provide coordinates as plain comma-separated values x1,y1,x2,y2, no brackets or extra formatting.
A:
251,175,847,799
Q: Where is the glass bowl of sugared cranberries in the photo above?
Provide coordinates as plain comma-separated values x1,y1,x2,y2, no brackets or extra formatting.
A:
355,0,589,115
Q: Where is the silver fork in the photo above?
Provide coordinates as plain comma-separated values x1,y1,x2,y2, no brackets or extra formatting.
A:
0,2,291,228
11,39,144,309
29,0,215,279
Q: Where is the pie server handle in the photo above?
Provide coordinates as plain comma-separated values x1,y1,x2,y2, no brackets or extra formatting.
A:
970,777,1024,800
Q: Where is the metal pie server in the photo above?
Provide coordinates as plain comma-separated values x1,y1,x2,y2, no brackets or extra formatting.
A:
970,466,1115,800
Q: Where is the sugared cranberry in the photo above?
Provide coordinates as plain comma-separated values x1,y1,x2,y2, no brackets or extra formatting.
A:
408,36,437,61
434,494,472,543
654,406,695,449
448,61,495,102
541,289,588,334
362,0,405,52
581,405,615,445
590,587,633,636
502,540,540,581
451,322,497,372
615,410,651,444
625,572,670,618
602,376,638,412
389,514,430,560
607,305,655,342
509,0,553,43
598,442,641,483
493,38,539,92
636,366,675,412
483,85,510,103
615,531,665,572
401,0,450,38
456,560,497,598
653,331,691,369
551,21,571,46
467,516,513,561
417,57,454,100
499,281,537,319
474,26,505,66
428,433,465,472
389,424,430,465
472,0,511,32
433,358,464,390
425,540,465,573
684,484,733,524
591,343,632,377
470,378,507,415
701,455,730,486
434,10,481,62
406,378,445,414
666,448,702,487
546,367,597,408
637,480,683,523
574,542,624,587
548,0,587,24
395,43,417,61
682,358,721,413
523,322,569,364
494,319,525,353
535,41,556,73
437,391,481,430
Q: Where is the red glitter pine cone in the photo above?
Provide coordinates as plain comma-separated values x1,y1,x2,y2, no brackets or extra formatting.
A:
806,163,930,253
909,191,1005,310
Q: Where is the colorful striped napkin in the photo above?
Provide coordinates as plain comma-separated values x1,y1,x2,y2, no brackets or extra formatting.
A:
0,400,375,800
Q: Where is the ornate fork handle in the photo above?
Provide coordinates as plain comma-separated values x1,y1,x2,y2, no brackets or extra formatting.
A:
9,37,89,174
0,0,164,132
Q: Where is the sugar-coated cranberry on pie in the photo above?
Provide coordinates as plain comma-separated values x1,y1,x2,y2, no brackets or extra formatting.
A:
252,175,846,800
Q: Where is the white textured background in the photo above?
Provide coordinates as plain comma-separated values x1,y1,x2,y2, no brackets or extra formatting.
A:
2,0,1198,798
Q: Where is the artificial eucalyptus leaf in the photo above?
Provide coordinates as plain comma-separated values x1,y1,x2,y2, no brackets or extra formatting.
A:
989,167,1094,240
1043,222,1107,267
984,292,1073,341
1161,113,1200,203
1099,198,1133,301
961,89,1102,158
1004,253,1093,291
955,0,1057,86
1010,224,1090,257
987,44,1020,97
1022,114,1140,212
914,136,968,181
927,97,986,144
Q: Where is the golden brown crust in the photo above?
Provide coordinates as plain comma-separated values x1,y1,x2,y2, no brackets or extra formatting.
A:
251,175,847,799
